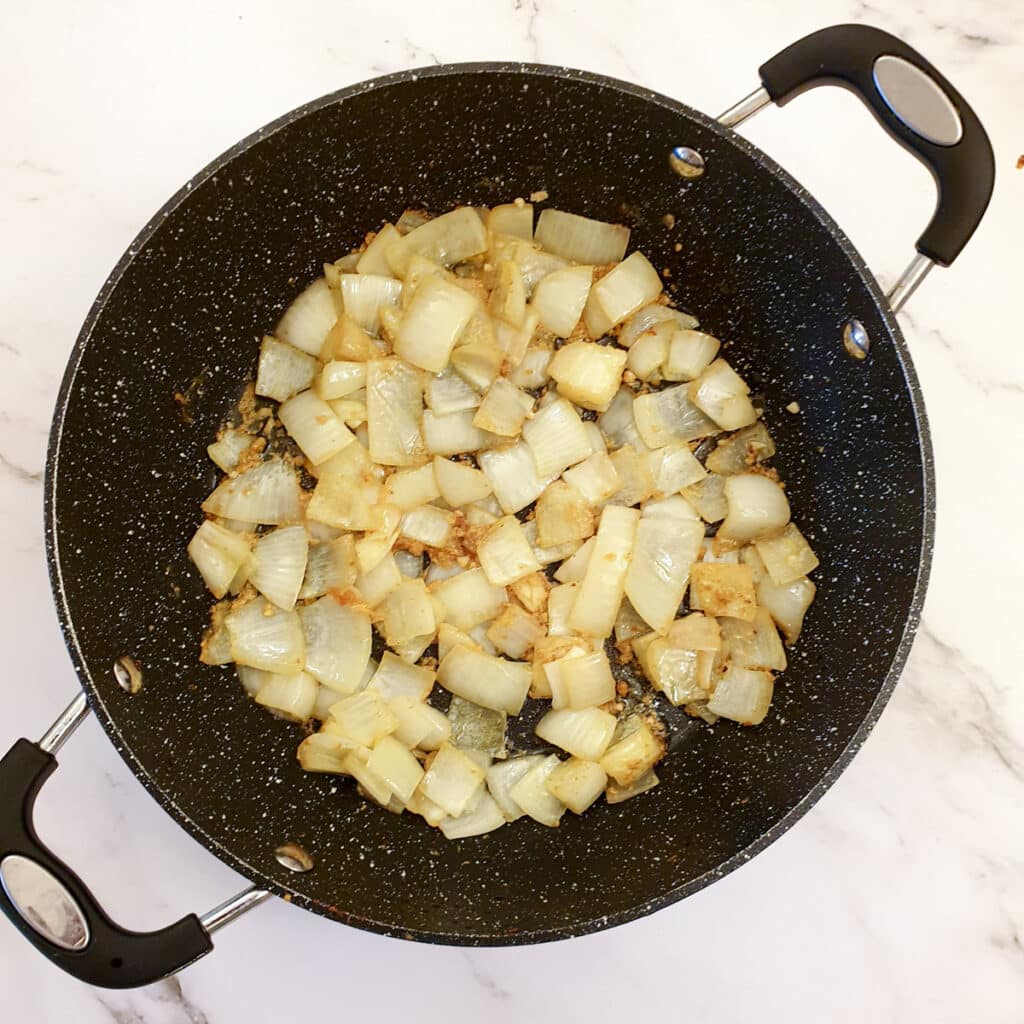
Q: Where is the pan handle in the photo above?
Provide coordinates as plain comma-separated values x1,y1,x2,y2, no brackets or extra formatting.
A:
720,23,995,308
0,692,268,988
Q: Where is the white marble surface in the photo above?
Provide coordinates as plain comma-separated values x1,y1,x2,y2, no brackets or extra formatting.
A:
1,0,1022,1019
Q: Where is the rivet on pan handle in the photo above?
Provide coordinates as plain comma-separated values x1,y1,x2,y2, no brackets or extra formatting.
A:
717,23,996,312
0,692,270,989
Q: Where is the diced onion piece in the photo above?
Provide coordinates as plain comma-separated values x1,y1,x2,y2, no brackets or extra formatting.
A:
689,562,756,621
535,209,629,264
316,360,367,401
395,275,478,372
327,691,399,746
440,791,506,839
510,572,549,614
389,697,451,750
689,359,757,430
757,570,816,646
598,386,649,452
276,278,338,355
431,568,507,631
407,789,447,826
667,612,721,651
618,304,698,349
508,346,553,389
531,265,594,337
207,429,253,474
639,638,710,705
353,504,400,574
600,719,664,786
633,385,718,448
626,331,669,381
381,463,441,511
202,458,302,525
380,579,437,647
366,358,426,466
188,520,251,599
321,314,376,362
341,749,394,807
647,444,707,497
522,397,593,477
682,473,728,524
447,696,507,756
606,767,659,804
299,536,357,600
364,735,424,804
570,505,638,637
642,494,701,523
433,456,492,507
545,584,580,638
721,608,787,671
237,664,272,697
437,645,532,715
664,329,721,382
494,308,539,369
339,274,402,335
450,339,502,391
606,445,655,506
547,340,628,413
625,517,704,633
536,707,616,761
487,755,543,820
400,254,452,305
533,481,593,549
300,597,371,693
356,223,402,276
400,505,454,548
255,335,318,402
478,441,556,514
583,252,663,337
488,260,527,327
494,238,570,295
754,523,819,584
255,671,318,722
437,621,478,661
486,604,544,659
509,754,566,827
278,391,354,466
521,520,581,566
328,396,367,429
386,207,488,277
472,378,534,437
546,757,607,814
423,409,491,456
719,473,791,541
297,732,360,774
250,526,308,610
558,650,616,708
307,444,382,531
708,666,774,725
200,602,234,665
227,597,304,673
425,368,481,415
705,422,776,476
554,536,595,584
563,452,621,505
355,552,402,606
489,202,533,241
419,742,486,817
612,598,648,644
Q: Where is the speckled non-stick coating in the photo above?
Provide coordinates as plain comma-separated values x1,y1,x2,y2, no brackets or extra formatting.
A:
45,65,932,944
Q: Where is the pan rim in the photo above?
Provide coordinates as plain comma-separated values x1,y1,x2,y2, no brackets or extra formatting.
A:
43,61,935,946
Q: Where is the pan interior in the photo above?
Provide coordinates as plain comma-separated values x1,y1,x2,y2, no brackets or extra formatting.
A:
46,65,929,943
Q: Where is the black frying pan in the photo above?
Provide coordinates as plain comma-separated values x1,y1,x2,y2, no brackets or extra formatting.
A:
0,24,994,988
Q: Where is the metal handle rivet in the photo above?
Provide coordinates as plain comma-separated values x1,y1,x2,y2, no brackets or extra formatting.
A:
113,657,143,694
669,146,705,179
275,843,315,873
843,319,870,360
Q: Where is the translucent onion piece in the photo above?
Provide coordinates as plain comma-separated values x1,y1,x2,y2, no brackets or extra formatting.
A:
207,429,254,475
488,260,527,327
380,579,437,646
647,444,707,498
297,732,358,774
485,604,545,659
624,517,704,633
188,520,251,599
437,645,532,715
508,345,553,390
341,749,394,807
536,707,616,761
227,597,305,673
255,671,319,723
249,525,308,610
510,571,549,614
633,385,718,448
721,608,787,671
366,358,426,466
522,397,593,478
757,572,816,646
531,265,594,337
535,209,629,265
613,598,649,643
626,331,669,381
754,523,819,584
606,445,656,506
237,664,271,697
321,314,376,362
339,274,402,335
688,359,758,430
707,666,774,725
478,441,557,514
570,505,638,637
689,562,756,621
487,755,542,820
447,696,507,757
278,390,354,466
639,639,709,705
317,360,367,401
719,473,791,542
546,757,608,814
562,454,621,511
472,378,534,437
494,308,539,370
255,335,318,402
598,386,650,452
663,329,721,382
682,473,729,523
386,207,489,277
307,444,382,531
394,549,424,579
557,650,616,708
422,409,492,456
366,736,424,804
440,791,506,839
617,303,699,349
389,697,451,750
202,458,302,525
548,341,628,412
667,612,721,651
433,456,492,507
300,597,372,693
381,463,441,511
583,252,663,337
355,552,402,606
508,754,566,827
600,719,664,786
425,368,481,415
327,691,399,747
431,567,507,631
400,505,454,548
705,422,776,476
535,481,595,549
494,238,570,295
200,602,234,665
450,339,502,392
356,223,402,276
488,202,533,242
400,254,452,306
396,275,479,372
419,742,486,818
276,278,338,355
606,767,659,804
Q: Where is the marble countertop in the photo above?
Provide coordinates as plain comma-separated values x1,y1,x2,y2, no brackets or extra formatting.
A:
2,0,1022,1020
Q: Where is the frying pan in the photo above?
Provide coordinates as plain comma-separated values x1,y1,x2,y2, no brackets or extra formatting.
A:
0,24,994,988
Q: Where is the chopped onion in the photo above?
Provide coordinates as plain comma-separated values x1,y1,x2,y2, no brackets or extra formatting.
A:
450,338,502,392
329,396,368,428
624,517,704,633
757,571,816,646
307,444,382,531
200,602,234,665
256,335,318,402
381,463,441,511
494,308,539,369
386,207,489,277
510,571,549,614
485,604,545,659
554,537,595,584
598,386,649,452
721,608,787,671
546,584,580,638
626,331,669,381
440,791,506,839
548,341,628,412
400,505,454,548
380,579,436,646
366,735,424,804
419,741,486,817
531,265,594,337
339,274,402,335
583,252,663,337
300,597,372,693
639,638,710,705
719,473,791,542
299,536,357,600
606,767,659,804
508,345,553,389
546,757,607,814
278,390,354,466
688,359,757,430
535,481,595,549
633,385,717,448
600,719,664,786
707,666,774,725
606,445,656,506
390,632,435,665
316,360,367,401
488,202,533,241
255,671,319,722
642,494,701,523
389,697,451,750
227,597,305,673
569,505,638,637
617,303,699,349
321,314,376,362
276,278,338,355
536,707,616,760
297,732,359,774
341,748,395,807
705,422,776,476
664,329,721,382
557,650,616,708
202,458,302,525
437,622,478,662
535,209,629,265
355,552,402,606
422,409,491,456
754,523,819,584
689,562,756,621
431,567,507,630
437,645,531,715
667,612,721,651
508,754,566,826
562,454,619,508
486,755,542,820
327,690,399,747
647,444,707,496
425,367,481,415
356,223,402,276
472,378,534,437
681,473,729,523
433,456,492,507
488,260,527,327
447,696,507,756
494,238,569,295
478,441,556,514
395,275,479,372
207,429,254,475
188,520,251,599
522,397,593,477
366,359,426,466
250,525,308,610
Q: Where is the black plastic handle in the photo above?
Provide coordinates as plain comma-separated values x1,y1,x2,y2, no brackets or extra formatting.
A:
0,738,212,988
759,23,994,267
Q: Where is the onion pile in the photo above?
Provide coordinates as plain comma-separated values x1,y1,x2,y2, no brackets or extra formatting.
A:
190,202,819,838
